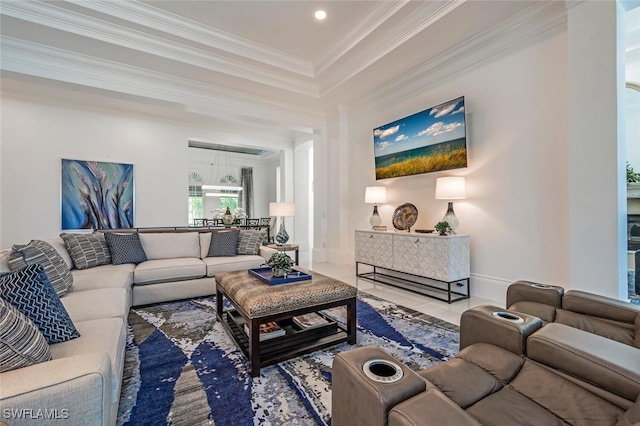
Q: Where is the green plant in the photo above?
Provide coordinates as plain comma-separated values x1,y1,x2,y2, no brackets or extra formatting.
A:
628,162,640,183
266,252,294,274
435,221,452,236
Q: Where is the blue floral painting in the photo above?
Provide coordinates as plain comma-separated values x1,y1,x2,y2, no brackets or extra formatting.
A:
61,159,134,230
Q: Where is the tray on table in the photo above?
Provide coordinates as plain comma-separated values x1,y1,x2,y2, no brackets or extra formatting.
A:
249,267,312,285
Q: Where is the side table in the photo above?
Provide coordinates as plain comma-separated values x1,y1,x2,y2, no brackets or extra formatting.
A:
266,243,299,265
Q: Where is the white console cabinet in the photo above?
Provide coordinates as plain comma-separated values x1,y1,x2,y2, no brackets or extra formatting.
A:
355,230,470,303
354,231,394,269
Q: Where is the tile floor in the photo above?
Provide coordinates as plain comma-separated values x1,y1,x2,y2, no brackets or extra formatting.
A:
301,261,501,326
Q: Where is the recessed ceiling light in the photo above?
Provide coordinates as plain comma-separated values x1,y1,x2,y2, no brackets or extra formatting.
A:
315,10,327,20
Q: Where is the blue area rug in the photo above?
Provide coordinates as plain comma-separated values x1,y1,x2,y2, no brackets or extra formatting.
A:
117,292,460,426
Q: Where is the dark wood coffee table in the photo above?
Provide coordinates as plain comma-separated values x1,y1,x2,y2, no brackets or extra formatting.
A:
215,269,357,376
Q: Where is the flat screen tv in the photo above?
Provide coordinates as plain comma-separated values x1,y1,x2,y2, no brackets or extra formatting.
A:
373,96,467,180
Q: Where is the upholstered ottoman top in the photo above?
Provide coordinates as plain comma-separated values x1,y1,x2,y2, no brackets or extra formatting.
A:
215,270,356,318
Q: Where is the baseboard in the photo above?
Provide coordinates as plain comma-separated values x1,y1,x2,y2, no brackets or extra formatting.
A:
469,274,512,305
326,249,353,265
312,248,328,263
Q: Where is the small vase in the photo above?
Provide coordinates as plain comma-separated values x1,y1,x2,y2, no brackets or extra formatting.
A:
222,207,234,226
272,268,287,277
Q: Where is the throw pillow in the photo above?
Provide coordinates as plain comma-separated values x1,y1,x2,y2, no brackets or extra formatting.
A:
0,264,80,344
60,233,112,270
104,233,147,265
0,297,52,373
237,229,267,255
8,240,73,296
208,230,240,257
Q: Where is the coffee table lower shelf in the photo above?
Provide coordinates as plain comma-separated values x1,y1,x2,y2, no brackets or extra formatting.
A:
220,309,349,373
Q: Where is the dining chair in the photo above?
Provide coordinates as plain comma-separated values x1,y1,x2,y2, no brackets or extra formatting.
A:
246,218,260,227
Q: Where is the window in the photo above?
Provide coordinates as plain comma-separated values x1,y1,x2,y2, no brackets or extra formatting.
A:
217,174,240,211
188,185,203,225
220,196,238,212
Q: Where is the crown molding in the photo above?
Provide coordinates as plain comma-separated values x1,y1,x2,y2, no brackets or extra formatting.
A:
0,36,325,131
349,1,567,111
2,1,319,96
314,1,410,75
318,0,466,96
66,0,314,77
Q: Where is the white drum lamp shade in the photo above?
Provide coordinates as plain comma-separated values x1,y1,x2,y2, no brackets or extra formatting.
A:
364,186,387,204
269,202,296,217
435,177,467,200
269,202,296,244
435,177,467,231
365,186,387,228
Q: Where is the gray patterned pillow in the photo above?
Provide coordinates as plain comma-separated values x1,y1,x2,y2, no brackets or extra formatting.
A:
208,230,240,257
0,297,52,373
8,240,73,296
60,233,112,270
104,233,147,265
237,229,267,255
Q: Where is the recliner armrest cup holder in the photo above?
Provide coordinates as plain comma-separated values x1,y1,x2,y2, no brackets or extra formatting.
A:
530,283,554,289
492,311,525,323
363,359,404,383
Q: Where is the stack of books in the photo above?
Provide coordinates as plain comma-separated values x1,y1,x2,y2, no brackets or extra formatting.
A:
244,321,286,341
292,313,329,330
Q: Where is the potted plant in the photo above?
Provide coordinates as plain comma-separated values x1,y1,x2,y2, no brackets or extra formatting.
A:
435,221,452,236
628,162,640,183
266,252,294,277
627,163,640,198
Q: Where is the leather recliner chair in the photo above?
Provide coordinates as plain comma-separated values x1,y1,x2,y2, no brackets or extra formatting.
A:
506,280,640,348
333,340,640,426
332,285,640,426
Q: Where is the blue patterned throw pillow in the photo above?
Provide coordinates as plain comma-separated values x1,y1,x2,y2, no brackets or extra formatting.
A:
0,264,80,344
8,240,73,296
0,298,52,373
104,233,147,265
208,230,240,257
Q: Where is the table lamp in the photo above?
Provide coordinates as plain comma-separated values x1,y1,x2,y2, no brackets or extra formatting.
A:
364,186,387,229
269,202,296,244
435,176,466,232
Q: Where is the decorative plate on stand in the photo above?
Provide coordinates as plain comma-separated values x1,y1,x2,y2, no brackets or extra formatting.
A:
392,203,418,232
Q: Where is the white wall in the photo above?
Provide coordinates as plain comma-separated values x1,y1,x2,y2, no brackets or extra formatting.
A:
312,131,329,263
293,135,313,257
323,106,353,264
0,97,285,247
340,28,571,301
329,6,628,300
567,1,627,299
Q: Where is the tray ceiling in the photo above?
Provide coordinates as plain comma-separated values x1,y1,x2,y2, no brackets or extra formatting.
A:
1,1,570,140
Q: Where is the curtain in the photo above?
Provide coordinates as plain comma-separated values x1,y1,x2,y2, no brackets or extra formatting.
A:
240,167,254,218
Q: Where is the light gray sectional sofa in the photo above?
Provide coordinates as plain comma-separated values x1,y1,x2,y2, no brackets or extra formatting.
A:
0,229,271,426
